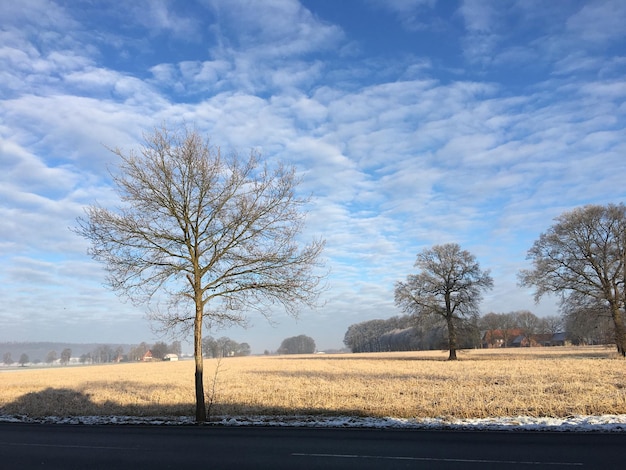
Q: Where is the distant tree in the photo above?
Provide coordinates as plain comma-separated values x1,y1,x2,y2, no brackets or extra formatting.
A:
115,346,125,362
344,320,389,353
130,342,150,361
3,352,13,365
203,336,219,358
46,350,57,364
92,345,115,363
482,312,518,347
479,312,503,347
520,203,626,356
395,243,493,360
169,341,182,356
151,342,169,360
202,336,249,357
512,310,541,346
543,315,564,336
343,318,394,353
75,126,326,422
562,295,615,345
459,315,482,349
79,353,92,364
500,312,519,347
379,327,420,352
236,342,251,356
60,348,72,365
342,315,455,353
278,334,316,354
216,337,238,357
19,353,29,367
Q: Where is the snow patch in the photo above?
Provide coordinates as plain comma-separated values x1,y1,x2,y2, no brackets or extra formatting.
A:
1,414,626,431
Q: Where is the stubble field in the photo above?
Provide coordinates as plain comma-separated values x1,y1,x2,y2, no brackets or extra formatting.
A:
1,346,625,420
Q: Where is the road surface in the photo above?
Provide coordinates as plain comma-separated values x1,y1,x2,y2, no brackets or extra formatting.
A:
0,423,624,469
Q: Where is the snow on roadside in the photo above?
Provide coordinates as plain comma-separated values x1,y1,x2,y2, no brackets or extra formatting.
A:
1,414,626,431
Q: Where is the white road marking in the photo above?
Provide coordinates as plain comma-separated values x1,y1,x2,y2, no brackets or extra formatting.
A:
1,442,136,451
292,452,584,466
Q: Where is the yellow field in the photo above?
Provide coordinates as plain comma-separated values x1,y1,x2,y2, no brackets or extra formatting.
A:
1,346,625,419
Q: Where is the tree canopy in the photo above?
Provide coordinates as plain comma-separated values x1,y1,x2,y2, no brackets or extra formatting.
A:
278,334,316,354
395,243,493,360
519,203,626,356
76,126,326,421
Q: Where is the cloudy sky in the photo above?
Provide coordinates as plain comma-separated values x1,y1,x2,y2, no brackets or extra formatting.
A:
1,0,625,354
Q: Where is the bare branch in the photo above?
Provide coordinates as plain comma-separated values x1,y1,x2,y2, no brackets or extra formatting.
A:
519,203,626,356
394,243,493,360
74,125,327,421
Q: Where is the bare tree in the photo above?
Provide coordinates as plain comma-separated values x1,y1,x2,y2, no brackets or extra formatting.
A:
3,352,12,365
562,293,615,346
46,350,57,364
75,126,326,421
519,203,626,356
19,353,29,367
512,310,541,346
500,312,519,347
60,348,72,365
479,312,503,348
395,243,493,360
151,342,169,360
543,315,564,336
479,312,521,348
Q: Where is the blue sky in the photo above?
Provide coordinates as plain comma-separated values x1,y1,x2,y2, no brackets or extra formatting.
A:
1,0,625,354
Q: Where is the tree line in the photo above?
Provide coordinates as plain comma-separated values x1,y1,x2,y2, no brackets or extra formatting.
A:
3,352,38,367
343,308,613,354
344,313,480,353
3,347,82,366
202,336,251,357
2,342,184,366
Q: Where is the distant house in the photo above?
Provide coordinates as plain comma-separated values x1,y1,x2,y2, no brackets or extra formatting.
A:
482,329,569,348
511,333,567,347
481,328,524,348
163,354,179,361
550,332,568,346
142,350,153,361
510,334,528,347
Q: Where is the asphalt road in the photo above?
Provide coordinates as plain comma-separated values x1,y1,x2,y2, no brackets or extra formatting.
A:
0,423,624,469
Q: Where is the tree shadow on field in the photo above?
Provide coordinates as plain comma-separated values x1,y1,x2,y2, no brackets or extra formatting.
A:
0,387,372,421
0,387,193,419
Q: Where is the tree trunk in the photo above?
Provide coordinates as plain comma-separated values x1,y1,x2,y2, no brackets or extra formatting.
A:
611,306,626,357
447,317,458,361
621,249,626,357
194,307,206,422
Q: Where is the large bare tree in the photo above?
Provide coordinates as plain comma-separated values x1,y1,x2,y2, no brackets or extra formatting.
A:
76,126,326,421
519,203,626,356
394,243,493,360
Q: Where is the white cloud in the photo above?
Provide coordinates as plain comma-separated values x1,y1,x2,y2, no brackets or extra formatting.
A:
0,0,624,351
210,0,343,55
565,0,626,45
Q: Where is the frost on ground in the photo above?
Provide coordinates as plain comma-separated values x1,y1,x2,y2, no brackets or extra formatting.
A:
1,414,626,431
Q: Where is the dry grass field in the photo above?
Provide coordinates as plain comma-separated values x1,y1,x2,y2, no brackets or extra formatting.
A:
1,346,625,420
